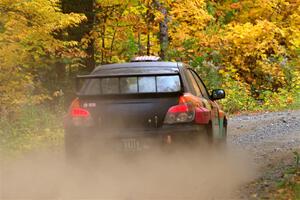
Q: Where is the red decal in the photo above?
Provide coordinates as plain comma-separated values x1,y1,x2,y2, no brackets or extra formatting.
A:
195,107,211,124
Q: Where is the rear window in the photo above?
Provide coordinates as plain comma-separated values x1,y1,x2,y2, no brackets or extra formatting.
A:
79,75,181,95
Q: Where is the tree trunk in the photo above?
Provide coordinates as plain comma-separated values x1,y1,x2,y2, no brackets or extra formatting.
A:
147,27,151,56
86,36,95,70
153,0,168,60
138,32,142,55
62,0,95,71
86,11,96,70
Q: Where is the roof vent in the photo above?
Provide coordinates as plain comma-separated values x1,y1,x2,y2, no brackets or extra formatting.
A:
131,56,161,62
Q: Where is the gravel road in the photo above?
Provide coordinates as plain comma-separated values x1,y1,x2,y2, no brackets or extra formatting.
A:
228,110,300,199
228,110,300,162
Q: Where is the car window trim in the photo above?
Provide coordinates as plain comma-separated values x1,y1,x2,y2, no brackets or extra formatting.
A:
188,68,210,99
77,74,183,96
178,65,190,93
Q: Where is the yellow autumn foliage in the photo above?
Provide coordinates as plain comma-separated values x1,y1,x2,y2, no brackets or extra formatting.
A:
0,0,299,114
0,0,85,115
169,0,211,45
221,20,287,92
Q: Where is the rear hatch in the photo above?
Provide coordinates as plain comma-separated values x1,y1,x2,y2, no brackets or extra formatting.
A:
76,67,182,133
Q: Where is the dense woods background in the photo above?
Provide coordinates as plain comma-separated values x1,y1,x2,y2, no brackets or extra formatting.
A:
1,0,299,116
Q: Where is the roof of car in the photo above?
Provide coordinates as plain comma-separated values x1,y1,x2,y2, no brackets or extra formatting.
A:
94,62,180,71
92,61,183,75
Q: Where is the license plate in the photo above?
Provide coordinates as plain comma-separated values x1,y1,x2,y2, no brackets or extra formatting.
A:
121,138,141,151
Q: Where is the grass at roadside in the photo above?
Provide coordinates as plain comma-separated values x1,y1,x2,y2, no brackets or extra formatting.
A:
0,105,64,159
250,151,300,200
274,152,300,200
275,173,300,200
290,93,300,111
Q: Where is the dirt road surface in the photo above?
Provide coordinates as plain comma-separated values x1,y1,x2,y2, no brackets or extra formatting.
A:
0,110,299,200
229,110,300,199
229,110,300,161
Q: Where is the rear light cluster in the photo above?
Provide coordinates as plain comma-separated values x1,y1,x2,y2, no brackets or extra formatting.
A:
164,103,195,124
164,93,210,125
71,108,90,118
68,98,93,126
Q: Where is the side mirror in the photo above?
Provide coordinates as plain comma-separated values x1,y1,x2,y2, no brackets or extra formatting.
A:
211,89,225,100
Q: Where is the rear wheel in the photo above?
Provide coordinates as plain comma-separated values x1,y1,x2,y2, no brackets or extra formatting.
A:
189,124,213,149
204,123,227,149
218,125,227,148
65,132,79,164
64,131,88,165
205,122,213,143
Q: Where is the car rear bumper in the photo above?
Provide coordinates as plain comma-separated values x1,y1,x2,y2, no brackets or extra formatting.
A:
65,124,207,138
65,124,209,152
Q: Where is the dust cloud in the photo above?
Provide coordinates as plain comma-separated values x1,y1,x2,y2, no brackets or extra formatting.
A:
0,143,256,200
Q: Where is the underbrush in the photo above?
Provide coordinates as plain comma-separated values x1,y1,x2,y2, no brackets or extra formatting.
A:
250,151,300,200
273,152,300,200
221,86,300,114
191,57,300,114
0,105,64,158
220,74,300,114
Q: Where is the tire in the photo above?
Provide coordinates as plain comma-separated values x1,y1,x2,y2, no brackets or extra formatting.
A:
64,131,82,165
219,125,227,148
190,124,213,149
205,122,214,143
205,123,227,149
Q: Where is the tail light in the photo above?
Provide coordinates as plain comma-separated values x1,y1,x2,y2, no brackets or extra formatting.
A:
68,98,93,126
71,108,90,118
164,94,196,124
164,93,211,125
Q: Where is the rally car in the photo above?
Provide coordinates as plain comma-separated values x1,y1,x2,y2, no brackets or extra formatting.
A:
64,56,227,157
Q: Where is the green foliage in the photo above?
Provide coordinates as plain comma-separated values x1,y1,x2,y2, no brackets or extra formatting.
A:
0,0,85,115
0,0,299,117
219,67,257,113
294,151,300,171
122,34,140,60
272,151,300,200
0,105,64,158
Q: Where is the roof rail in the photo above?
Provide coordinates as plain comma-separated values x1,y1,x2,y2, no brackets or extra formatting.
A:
131,56,161,62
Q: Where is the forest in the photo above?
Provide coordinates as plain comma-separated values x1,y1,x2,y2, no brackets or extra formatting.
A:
0,0,299,153
0,0,299,115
